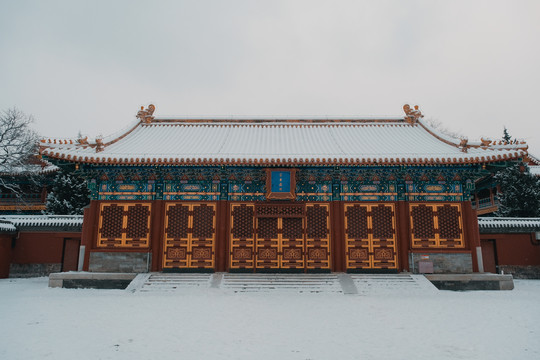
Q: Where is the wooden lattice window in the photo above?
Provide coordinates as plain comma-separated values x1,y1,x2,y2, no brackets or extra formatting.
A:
97,202,151,248
410,203,464,248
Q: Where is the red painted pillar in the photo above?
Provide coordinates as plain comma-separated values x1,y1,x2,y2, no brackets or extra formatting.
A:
150,200,165,272
462,201,481,272
396,201,410,272
215,200,229,272
81,201,99,271
0,235,12,278
331,201,345,272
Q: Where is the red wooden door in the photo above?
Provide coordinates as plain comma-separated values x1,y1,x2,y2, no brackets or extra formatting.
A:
481,239,497,273
62,238,80,272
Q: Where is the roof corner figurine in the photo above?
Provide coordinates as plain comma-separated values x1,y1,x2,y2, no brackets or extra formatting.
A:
403,104,423,124
136,104,156,124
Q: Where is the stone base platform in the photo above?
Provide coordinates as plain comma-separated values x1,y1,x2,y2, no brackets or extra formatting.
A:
425,273,514,291
49,272,137,289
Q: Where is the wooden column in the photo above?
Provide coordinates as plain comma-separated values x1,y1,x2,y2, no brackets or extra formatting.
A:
81,201,99,271
331,201,345,272
0,235,12,278
150,200,165,272
215,200,229,272
396,201,410,272
462,201,481,272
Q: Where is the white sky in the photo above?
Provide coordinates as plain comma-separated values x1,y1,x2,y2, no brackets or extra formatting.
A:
1,0,539,155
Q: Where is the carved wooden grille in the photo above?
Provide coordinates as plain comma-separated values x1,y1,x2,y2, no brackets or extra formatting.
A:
411,205,435,239
165,204,189,239
344,203,397,270
126,205,150,239
255,204,304,217
162,202,216,269
230,203,256,269
256,216,281,269
410,203,464,248
100,205,124,239
97,203,151,248
345,206,368,239
282,218,303,239
305,203,331,270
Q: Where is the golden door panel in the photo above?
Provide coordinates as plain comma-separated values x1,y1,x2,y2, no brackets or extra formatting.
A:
305,203,331,270
256,217,280,269
280,217,305,269
230,203,256,270
97,203,151,248
162,202,216,269
410,203,464,249
344,203,397,270
229,202,331,272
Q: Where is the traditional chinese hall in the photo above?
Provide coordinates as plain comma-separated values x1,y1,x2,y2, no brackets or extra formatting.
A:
39,104,528,274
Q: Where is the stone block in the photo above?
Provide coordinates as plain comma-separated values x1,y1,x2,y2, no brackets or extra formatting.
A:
410,253,472,274
88,252,151,273
9,263,62,278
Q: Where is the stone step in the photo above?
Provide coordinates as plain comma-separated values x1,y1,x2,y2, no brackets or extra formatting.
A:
129,272,439,295
220,273,343,294
138,273,212,292
350,273,439,295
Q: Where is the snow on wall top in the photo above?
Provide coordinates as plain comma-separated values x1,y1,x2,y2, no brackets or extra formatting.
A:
0,215,83,231
39,104,528,167
0,221,17,232
478,217,540,231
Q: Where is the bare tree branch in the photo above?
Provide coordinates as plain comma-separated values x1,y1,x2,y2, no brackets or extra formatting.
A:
0,108,40,198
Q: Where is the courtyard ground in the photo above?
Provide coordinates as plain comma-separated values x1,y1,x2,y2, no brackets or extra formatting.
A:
1,277,539,360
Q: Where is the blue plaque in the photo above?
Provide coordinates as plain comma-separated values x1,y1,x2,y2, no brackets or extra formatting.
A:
271,171,291,193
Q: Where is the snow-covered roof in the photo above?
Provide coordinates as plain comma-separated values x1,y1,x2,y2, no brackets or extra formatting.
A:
0,159,59,176
0,215,83,232
478,217,540,232
529,166,540,176
40,105,528,167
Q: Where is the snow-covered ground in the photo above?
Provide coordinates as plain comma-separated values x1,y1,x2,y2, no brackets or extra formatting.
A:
1,277,539,360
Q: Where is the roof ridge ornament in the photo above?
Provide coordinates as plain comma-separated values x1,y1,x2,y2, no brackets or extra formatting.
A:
136,104,156,124
95,138,104,152
403,104,423,124
459,138,469,153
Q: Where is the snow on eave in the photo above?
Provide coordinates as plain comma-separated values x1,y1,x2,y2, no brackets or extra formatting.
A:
416,118,527,152
527,153,540,165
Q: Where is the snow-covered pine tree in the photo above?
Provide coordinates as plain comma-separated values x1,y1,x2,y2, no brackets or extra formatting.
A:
502,127,512,143
494,164,540,217
45,171,90,215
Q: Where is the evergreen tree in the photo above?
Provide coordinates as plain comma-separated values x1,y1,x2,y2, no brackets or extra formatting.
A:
502,127,512,142
45,171,90,215
494,164,540,217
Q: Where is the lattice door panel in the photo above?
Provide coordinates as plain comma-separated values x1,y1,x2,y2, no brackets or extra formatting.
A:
97,203,151,248
410,203,464,248
305,203,331,270
256,217,280,269
344,203,397,270
230,203,256,270
162,202,216,270
280,217,305,269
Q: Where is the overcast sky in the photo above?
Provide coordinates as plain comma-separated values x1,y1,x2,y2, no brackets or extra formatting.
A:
1,0,539,155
